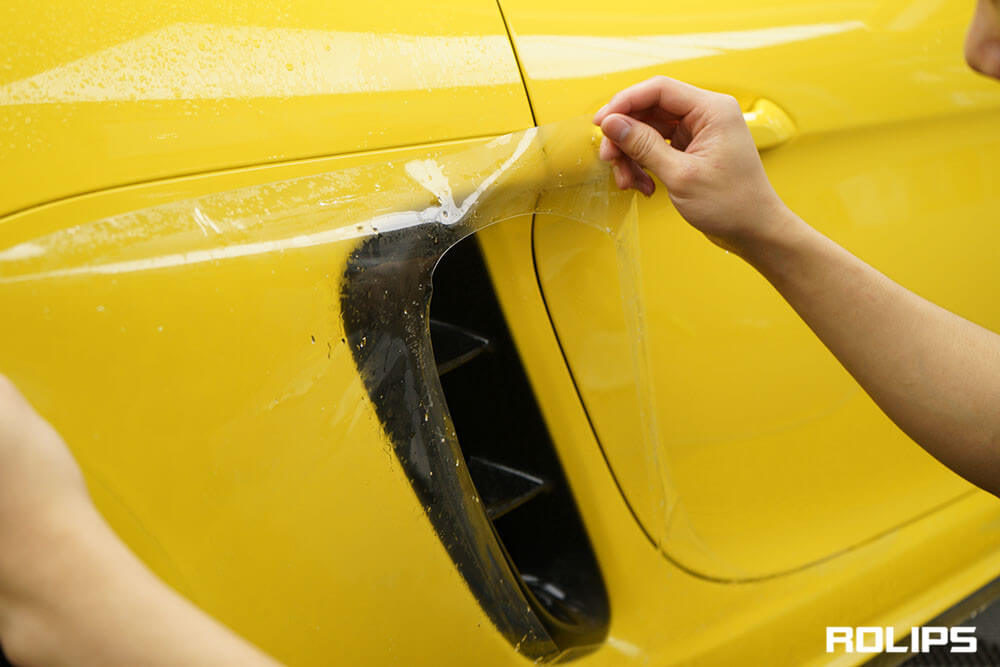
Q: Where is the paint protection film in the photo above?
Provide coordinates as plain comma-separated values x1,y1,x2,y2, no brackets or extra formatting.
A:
0,117,673,655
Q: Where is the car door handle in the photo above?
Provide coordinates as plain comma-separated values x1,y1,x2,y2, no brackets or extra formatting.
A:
743,99,796,150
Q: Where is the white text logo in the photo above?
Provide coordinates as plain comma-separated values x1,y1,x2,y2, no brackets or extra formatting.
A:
826,626,976,654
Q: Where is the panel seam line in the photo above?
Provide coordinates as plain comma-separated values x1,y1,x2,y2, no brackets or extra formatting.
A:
495,0,538,126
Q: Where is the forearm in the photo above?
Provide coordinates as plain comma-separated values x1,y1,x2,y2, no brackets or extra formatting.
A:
737,208,1000,495
0,502,278,667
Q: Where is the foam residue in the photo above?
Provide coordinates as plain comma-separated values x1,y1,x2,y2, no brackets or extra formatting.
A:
0,24,521,105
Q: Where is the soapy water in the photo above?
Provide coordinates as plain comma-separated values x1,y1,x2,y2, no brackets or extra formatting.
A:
0,116,670,655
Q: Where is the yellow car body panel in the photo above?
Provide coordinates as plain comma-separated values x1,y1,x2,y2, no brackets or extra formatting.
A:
0,0,532,216
501,0,1000,578
0,2,536,663
481,220,1000,665
2,0,1000,665
0,142,535,665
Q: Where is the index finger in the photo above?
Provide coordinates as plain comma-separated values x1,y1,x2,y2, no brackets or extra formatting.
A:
592,76,710,124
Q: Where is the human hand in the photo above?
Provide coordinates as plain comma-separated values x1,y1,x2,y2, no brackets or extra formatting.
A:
0,376,93,576
593,76,789,253
0,377,282,666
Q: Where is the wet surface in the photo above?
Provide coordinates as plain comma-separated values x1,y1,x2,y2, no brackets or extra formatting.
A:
340,221,557,657
336,122,624,658
0,116,628,660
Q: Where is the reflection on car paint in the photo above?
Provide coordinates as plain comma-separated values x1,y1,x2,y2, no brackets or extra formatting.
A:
515,22,863,79
0,26,521,104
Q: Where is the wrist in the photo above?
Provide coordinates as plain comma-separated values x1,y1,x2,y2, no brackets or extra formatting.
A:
727,201,807,267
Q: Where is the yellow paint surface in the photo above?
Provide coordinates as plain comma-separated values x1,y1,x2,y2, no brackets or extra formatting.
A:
3,0,1000,664
507,0,1000,579
0,1,531,215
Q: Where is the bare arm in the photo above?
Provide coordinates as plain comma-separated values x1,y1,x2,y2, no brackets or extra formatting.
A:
743,208,1000,493
594,76,1000,496
0,376,281,666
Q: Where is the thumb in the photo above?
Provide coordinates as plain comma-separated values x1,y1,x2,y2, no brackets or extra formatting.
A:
600,114,680,181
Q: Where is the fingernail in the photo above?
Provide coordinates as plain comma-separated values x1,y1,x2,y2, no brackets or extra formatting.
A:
603,115,632,142
612,164,623,186
593,104,609,123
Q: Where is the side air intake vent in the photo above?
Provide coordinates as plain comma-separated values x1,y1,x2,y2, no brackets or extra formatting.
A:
430,234,610,656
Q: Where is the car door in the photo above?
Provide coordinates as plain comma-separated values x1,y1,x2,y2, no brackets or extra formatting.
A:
499,0,1000,579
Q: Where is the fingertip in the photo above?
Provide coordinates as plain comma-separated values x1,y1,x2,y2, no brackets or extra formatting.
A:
635,174,652,196
592,104,609,124
617,159,635,190
611,163,624,189
599,137,623,161
612,159,634,190
629,161,656,197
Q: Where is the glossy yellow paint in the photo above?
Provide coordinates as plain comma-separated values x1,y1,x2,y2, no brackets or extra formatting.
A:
3,0,1000,665
501,0,1000,578
0,1,531,216
0,140,544,665
0,1,537,663
480,217,1000,665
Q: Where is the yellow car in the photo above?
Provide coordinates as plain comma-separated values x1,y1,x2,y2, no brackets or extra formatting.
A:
2,1,1000,664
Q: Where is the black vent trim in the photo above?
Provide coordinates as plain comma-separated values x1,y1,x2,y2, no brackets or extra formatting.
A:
340,222,608,661
340,222,558,661
431,235,610,653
